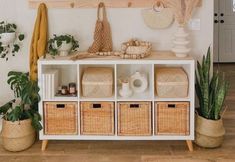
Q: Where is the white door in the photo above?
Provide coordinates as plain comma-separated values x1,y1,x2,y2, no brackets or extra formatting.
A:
216,0,235,62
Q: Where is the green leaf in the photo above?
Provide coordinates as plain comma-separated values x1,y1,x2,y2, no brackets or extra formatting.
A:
18,34,24,41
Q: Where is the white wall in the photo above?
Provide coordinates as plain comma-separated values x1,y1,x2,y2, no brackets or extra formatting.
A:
0,0,213,105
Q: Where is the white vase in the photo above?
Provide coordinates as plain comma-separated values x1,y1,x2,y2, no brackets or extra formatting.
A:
0,32,16,46
119,81,133,98
54,41,73,56
130,71,148,93
172,26,191,58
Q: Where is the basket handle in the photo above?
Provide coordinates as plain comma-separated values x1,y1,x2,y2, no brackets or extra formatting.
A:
168,104,176,108
92,104,102,109
56,104,65,109
130,104,140,108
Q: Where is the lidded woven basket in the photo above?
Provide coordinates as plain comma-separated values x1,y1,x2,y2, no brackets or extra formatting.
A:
82,67,113,98
156,67,188,98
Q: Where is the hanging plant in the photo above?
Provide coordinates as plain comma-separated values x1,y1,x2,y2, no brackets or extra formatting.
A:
48,34,79,57
0,21,25,61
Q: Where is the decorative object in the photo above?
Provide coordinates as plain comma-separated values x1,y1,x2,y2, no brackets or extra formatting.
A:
155,102,189,135
44,102,78,135
80,102,115,135
195,47,229,148
88,2,113,53
118,102,152,136
48,34,79,57
120,39,152,59
0,21,25,60
166,0,200,57
142,1,174,29
82,67,113,98
30,3,48,81
69,83,77,95
0,71,42,152
130,71,148,93
61,85,68,95
155,67,188,98
119,80,133,98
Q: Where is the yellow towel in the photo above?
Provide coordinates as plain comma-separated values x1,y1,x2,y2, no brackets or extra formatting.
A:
29,3,48,81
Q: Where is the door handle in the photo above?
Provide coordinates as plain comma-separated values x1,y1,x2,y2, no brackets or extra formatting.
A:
220,20,224,23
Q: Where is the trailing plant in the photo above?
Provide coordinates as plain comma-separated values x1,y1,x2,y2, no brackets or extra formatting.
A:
0,71,42,131
48,34,79,56
0,21,25,60
195,47,229,120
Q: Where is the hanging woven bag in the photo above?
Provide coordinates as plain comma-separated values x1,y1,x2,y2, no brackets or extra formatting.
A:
88,2,113,53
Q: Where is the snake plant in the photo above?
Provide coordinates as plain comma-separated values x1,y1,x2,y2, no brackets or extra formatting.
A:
196,47,229,120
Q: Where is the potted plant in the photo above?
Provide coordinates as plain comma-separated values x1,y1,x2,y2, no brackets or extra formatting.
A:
0,71,42,152
0,21,25,60
195,47,229,148
48,34,79,57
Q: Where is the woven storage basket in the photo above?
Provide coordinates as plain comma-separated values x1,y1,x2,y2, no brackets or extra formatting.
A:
44,102,78,135
155,67,188,98
118,102,152,136
82,67,113,98
80,102,114,135
155,102,190,135
1,119,36,152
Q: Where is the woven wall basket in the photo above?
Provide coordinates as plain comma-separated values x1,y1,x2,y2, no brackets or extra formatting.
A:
1,119,36,152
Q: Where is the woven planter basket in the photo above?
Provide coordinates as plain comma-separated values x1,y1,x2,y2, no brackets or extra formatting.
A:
155,102,190,135
156,67,188,98
80,102,115,135
195,114,225,148
82,67,113,98
118,102,152,136
1,119,36,152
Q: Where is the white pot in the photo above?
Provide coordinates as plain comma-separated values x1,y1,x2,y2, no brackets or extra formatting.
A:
119,81,133,98
54,41,73,56
0,32,16,46
130,71,148,93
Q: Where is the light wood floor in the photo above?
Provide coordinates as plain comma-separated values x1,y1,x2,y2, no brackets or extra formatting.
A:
0,64,235,162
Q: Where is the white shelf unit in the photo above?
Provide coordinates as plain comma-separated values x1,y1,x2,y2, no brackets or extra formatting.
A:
38,51,195,150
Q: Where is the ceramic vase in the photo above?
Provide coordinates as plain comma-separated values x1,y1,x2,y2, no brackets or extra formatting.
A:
119,81,133,98
172,26,191,58
130,71,148,93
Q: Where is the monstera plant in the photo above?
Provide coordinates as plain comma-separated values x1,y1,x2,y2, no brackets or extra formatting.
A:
0,71,42,152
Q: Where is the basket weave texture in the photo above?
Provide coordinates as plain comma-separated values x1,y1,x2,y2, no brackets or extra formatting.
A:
80,102,114,135
82,67,113,98
118,102,152,136
1,119,35,152
156,67,188,98
155,102,190,135
44,102,78,135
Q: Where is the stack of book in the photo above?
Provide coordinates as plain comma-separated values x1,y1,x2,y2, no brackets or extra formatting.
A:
42,70,59,100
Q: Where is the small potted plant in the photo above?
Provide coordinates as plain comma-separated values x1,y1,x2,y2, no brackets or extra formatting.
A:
195,47,229,148
0,21,24,60
48,34,79,57
0,71,42,152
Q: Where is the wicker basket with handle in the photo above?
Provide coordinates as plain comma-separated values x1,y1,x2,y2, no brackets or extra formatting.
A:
155,102,190,135
44,102,78,135
118,102,152,136
155,67,188,98
82,67,113,98
80,102,115,135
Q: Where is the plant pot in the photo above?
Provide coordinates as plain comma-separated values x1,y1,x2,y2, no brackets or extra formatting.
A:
54,41,73,56
195,114,225,148
0,119,36,152
0,32,16,46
